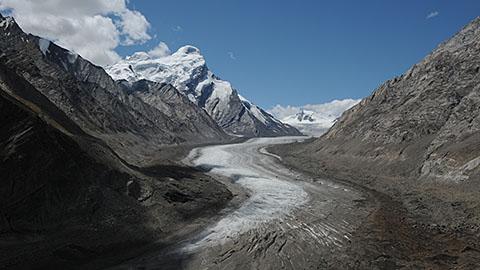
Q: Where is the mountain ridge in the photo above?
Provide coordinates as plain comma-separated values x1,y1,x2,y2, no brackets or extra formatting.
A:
0,14,233,268
0,15,230,165
106,45,301,137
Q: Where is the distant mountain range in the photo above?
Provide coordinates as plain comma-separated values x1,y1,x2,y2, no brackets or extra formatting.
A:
106,46,300,137
269,99,359,136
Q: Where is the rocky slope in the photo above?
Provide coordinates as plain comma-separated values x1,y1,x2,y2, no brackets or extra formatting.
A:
274,17,480,228
0,15,233,268
268,17,480,269
307,17,480,182
118,79,225,141
0,15,230,165
106,46,301,137
0,78,232,269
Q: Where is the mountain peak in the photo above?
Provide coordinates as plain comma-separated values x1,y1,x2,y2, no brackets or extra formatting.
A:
176,45,201,55
106,44,301,137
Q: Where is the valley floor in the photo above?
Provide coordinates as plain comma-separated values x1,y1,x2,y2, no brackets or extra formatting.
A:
110,137,372,269
6,137,479,269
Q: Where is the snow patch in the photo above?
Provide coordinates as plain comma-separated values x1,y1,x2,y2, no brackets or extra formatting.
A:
0,17,13,29
67,51,78,63
38,38,51,56
187,93,196,103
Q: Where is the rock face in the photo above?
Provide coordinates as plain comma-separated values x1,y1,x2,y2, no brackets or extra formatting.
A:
0,75,232,267
0,78,145,234
295,17,480,182
0,16,229,165
119,79,227,142
106,46,301,137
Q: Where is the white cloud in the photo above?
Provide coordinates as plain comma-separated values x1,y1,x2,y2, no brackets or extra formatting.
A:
118,9,151,45
228,51,236,60
426,11,439,19
0,0,151,66
148,42,171,58
269,105,300,120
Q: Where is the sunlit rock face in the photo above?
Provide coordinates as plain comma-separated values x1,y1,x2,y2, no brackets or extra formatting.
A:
297,17,480,182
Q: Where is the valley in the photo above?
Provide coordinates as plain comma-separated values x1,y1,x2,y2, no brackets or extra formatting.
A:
111,137,371,270
1,2,480,270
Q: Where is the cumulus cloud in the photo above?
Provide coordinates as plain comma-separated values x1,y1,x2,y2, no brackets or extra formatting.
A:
268,99,360,120
426,11,439,19
269,105,300,120
148,42,171,58
118,9,151,45
0,0,151,66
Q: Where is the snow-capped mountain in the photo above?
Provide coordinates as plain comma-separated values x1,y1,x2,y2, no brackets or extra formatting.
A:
106,46,300,137
269,99,360,136
0,15,231,165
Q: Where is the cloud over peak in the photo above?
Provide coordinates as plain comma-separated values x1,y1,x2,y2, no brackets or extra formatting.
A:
148,42,171,58
0,0,151,66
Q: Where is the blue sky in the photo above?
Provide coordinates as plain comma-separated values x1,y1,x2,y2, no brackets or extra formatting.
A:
6,1,479,108
116,1,480,108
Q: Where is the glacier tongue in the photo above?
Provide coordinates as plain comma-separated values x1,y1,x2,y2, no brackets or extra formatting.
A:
106,45,301,137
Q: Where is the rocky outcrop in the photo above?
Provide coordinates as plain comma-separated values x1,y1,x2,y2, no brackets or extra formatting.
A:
295,17,480,182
